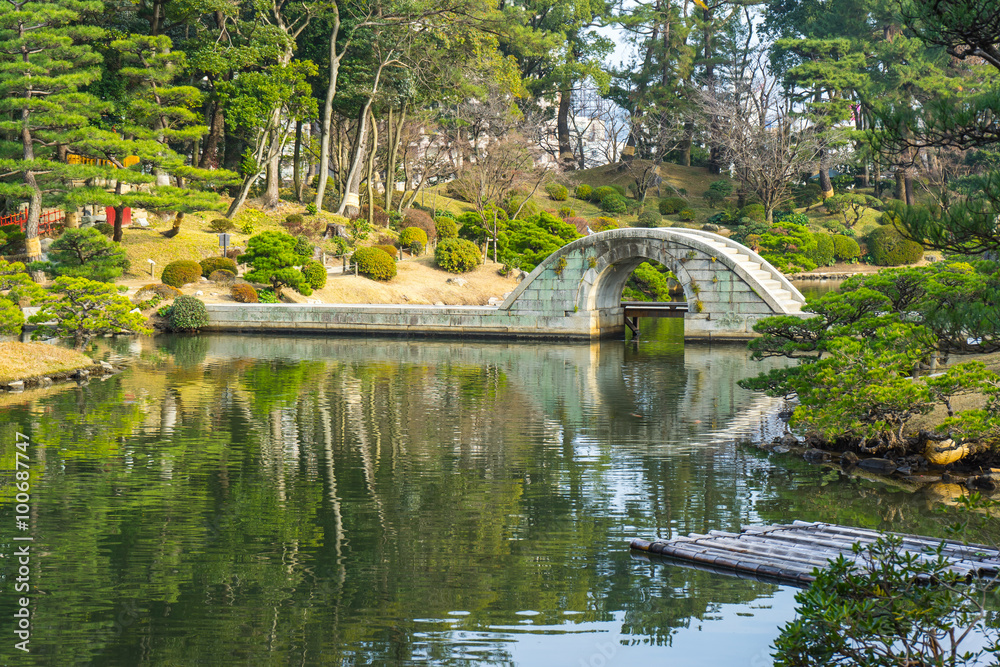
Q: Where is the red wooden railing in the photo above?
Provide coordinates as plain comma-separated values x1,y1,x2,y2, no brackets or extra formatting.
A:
0,209,65,237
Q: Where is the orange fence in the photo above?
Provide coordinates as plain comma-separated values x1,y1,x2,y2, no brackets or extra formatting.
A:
0,209,65,236
66,154,140,168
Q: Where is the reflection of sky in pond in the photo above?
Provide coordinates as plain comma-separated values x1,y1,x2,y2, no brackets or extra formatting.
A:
0,320,988,666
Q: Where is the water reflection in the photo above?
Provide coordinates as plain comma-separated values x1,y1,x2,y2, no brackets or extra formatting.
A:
0,327,968,665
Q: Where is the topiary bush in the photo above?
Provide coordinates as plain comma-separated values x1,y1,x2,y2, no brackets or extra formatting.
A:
375,244,398,259
558,206,576,219
600,194,628,214
169,295,209,332
833,234,862,262
161,260,203,287
592,216,619,231
575,184,592,200
435,216,458,240
230,283,258,303
435,238,482,273
302,260,327,290
545,183,569,201
809,232,835,266
740,204,766,223
199,256,238,277
659,197,688,215
353,247,397,281
678,209,697,222
866,225,924,266
591,186,617,203
209,269,236,284
209,218,235,233
636,210,662,228
399,226,428,249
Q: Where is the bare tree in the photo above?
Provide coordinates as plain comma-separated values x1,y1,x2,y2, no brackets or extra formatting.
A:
702,51,840,223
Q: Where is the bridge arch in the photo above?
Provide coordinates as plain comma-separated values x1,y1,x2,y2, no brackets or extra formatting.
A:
499,227,806,340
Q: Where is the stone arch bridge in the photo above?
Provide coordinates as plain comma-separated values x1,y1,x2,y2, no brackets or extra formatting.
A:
207,228,807,341
497,227,806,340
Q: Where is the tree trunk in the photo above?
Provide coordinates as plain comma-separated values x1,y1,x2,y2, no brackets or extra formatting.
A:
904,170,916,206
263,124,282,208
293,121,303,202
384,105,406,213
314,5,342,213
894,168,904,200
818,154,833,199
337,103,373,218
365,108,378,225
199,100,224,169
557,88,575,171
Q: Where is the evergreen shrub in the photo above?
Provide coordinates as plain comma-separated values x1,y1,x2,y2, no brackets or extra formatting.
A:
435,238,481,273
659,197,687,215
636,210,662,228
161,260,203,287
558,206,576,218
600,194,628,214
399,227,428,248
610,184,626,197
810,233,835,266
403,209,435,241
208,269,236,284
435,216,458,240
575,184,593,200
545,183,569,201
591,186,617,203
375,244,398,258
592,217,619,231
199,257,237,277
136,283,182,299
740,204,766,223
230,283,258,303
209,218,235,233
169,295,208,331
303,261,327,289
353,247,397,280
678,209,697,222
833,235,862,261
867,225,924,266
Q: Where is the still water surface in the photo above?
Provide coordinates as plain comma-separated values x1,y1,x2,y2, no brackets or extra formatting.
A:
0,320,963,665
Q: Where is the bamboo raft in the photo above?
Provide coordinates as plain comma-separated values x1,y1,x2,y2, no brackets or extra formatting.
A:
630,520,1000,586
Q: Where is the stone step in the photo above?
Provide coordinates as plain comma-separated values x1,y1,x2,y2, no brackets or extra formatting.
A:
772,289,792,301
783,301,803,313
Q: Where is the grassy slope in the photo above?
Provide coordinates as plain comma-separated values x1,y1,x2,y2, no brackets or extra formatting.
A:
0,342,93,383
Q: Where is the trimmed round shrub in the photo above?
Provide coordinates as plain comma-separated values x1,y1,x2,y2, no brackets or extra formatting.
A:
94,222,114,237
209,218,235,233
610,184,627,197
209,269,236,284
591,186,617,203
161,260,203,287
545,183,569,201
833,234,862,261
375,244,398,259
169,295,208,331
199,256,238,277
435,238,482,273
600,194,628,214
659,197,688,215
558,206,576,219
399,226,428,249
435,216,458,240
303,260,327,290
403,209,436,242
678,209,697,222
409,240,424,255
810,233,835,266
592,217,620,231
353,247,397,281
867,225,924,266
740,204,766,223
285,213,304,226
575,184,593,200
230,283,259,303
504,195,539,219
136,283,182,300
636,210,662,228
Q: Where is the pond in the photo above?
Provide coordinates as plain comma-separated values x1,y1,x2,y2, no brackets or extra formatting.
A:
0,320,969,665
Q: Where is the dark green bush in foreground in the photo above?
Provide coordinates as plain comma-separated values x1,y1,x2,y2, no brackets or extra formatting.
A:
169,295,209,331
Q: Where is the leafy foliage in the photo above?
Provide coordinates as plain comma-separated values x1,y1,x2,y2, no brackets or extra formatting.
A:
302,260,327,290
238,231,313,296
866,225,924,266
575,184,593,200
434,238,482,273
230,283,258,303
435,217,458,240
353,247,397,281
544,183,569,201
32,229,130,283
168,295,209,332
161,260,203,288
658,197,688,215
399,227,428,249
199,257,238,277
600,194,628,214
636,210,662,228
29,277,151,349
623,262,672,301
833,235,862,261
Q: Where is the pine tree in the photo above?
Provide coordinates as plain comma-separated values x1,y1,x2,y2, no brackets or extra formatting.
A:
0,0,104,258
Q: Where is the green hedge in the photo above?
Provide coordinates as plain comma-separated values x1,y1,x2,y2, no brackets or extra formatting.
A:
867,225,924,266
658,197,687,215
169,295,208,331
435,238,482,273
353,247,397,281
303,260,327,289
161,260,203,288
199,256,238,277
833,235,862,261
810,232,835,266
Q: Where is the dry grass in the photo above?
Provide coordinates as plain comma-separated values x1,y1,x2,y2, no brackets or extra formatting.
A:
0,342,93,383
